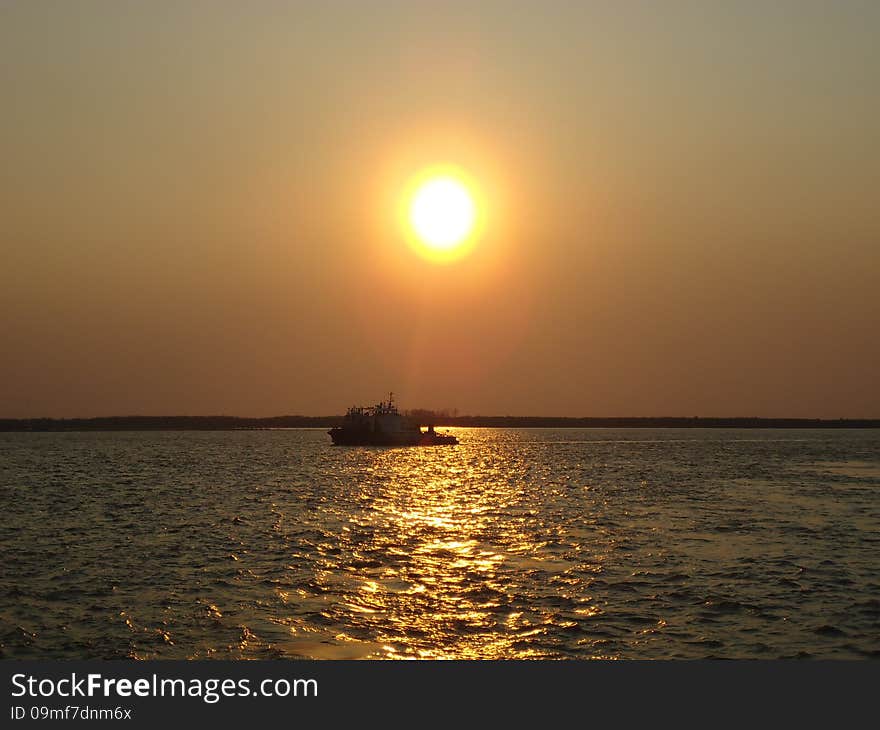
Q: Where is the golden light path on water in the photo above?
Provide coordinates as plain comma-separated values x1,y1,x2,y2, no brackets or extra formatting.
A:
270,434,613,660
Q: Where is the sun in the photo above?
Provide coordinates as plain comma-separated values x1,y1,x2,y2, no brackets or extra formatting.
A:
402,166,482,263
410,177,475,249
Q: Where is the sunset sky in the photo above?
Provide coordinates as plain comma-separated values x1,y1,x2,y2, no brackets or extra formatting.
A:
2,1,878,418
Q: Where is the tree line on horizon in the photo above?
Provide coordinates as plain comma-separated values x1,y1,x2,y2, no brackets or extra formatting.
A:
1,414,878,431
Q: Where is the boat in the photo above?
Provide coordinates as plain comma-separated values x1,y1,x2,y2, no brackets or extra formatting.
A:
327,393,458,446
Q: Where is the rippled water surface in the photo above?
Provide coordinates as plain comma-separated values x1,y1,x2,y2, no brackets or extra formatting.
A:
2,428,879,659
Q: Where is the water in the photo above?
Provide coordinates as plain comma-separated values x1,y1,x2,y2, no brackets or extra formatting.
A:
1,428,879,660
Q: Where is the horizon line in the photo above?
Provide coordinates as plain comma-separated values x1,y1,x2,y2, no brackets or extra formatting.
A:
2,414,879,426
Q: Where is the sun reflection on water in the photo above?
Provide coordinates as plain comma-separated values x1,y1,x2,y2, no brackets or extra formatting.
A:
276,432,610,659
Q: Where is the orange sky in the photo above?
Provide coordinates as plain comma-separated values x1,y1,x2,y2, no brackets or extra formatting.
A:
1,2,878,418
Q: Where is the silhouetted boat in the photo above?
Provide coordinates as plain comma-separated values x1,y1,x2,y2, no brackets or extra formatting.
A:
328,393,458,446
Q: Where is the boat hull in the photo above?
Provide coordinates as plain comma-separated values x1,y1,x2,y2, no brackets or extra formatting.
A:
327,427,457,446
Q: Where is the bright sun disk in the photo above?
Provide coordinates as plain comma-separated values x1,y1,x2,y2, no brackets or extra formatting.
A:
409,176,476,251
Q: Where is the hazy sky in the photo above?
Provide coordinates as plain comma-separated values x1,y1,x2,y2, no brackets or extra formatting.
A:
2,1,878,418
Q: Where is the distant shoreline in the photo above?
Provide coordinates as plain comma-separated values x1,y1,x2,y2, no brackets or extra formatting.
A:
2,416,879,431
